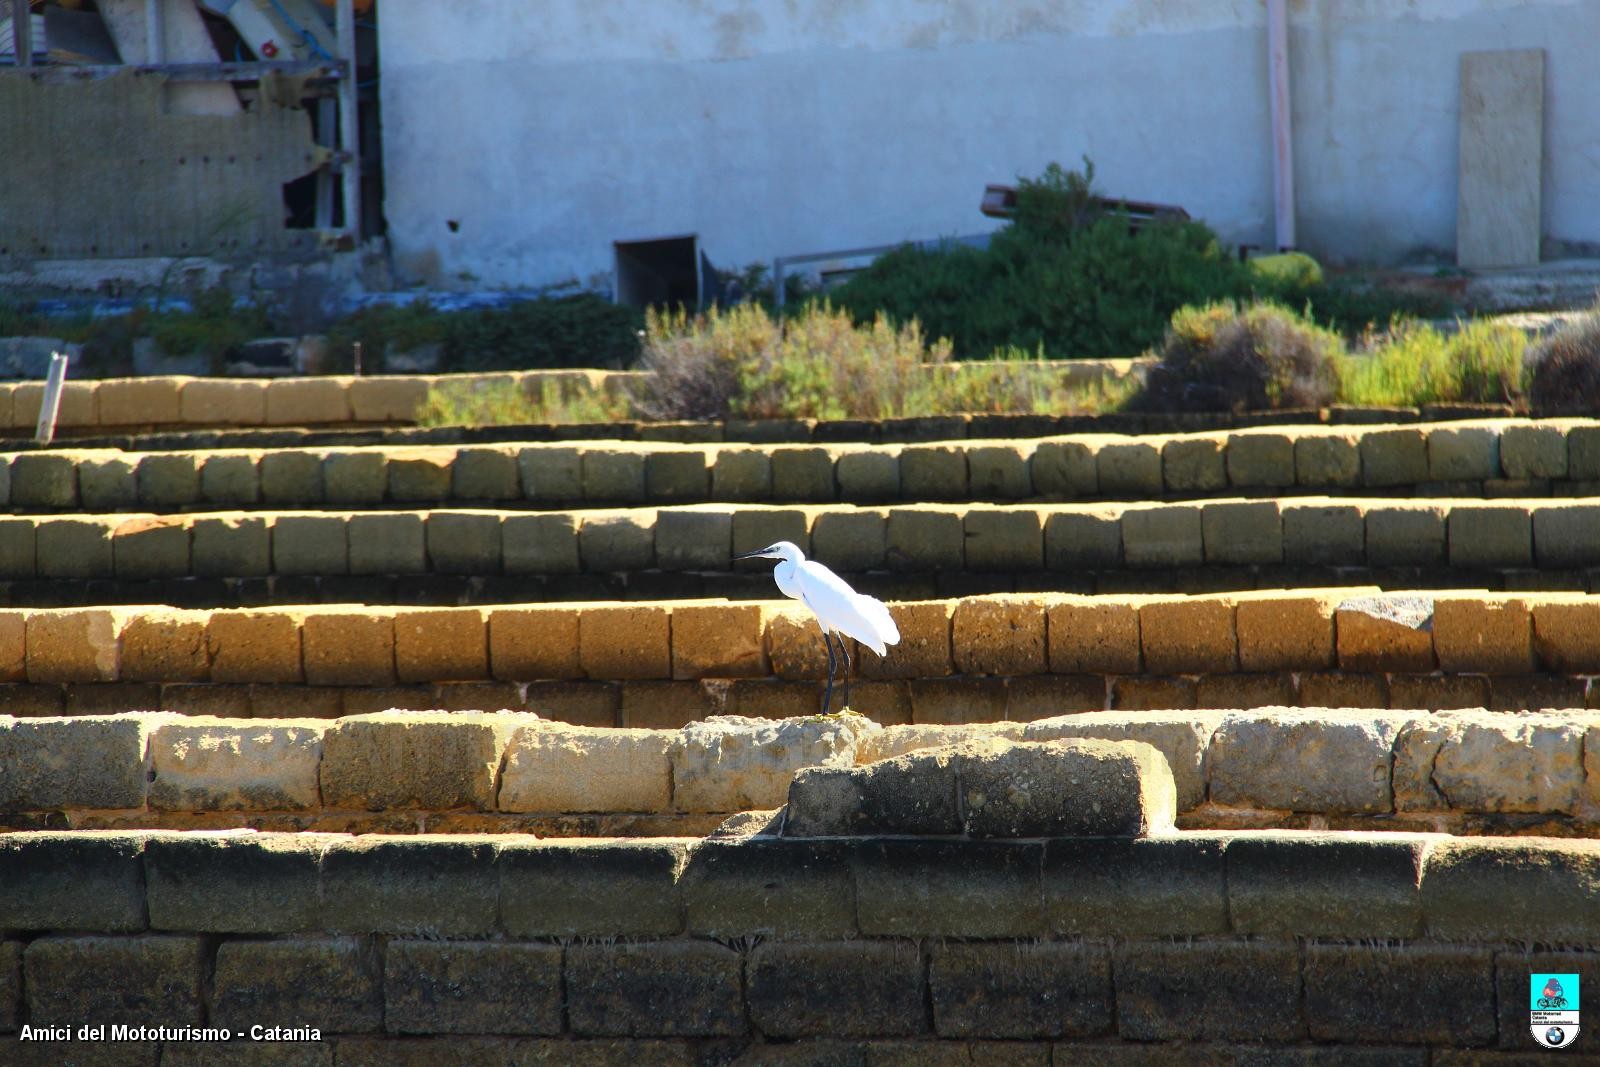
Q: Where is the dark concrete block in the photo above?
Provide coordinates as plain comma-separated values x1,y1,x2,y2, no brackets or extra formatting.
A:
566,941,745,1037
1304,943,1494,1045
498,839,686,938
1114,940,1303,1042
747,941,925,1038
384,940,562,1035
1044,836,1228,937
931,941,1111,1039
213,938,382,1034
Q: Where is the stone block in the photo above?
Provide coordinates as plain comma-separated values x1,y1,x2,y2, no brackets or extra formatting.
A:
1139,596,1236,674
25,608,125,682
711,446,773,500
112,516,192,580
1432,596,1535,673
264,377,351,424
908,677,1009,724
566,942,745,1037
1533,599,1600,671
388,447,456,502
835,449,899,502
931,941,1111,1039
1023,711,1217,812
672,602,767,679
207,609,303,683
79,454,138,510
748,941,924,1038
1044,835,1229,936
497,838,686,937
303,611,395,685
452,446,521,500
681,838,855,939
1534,503,1600,569
36,516,116,578
1043,507,1124,569
732,508,811,564
1113,941,1302,1042
1228,833,1430,938
963,507,1042,571
24,936,202,1026
520,680,619,727
858,722,1026,763
1501,422,1569,478
9,453,77,508
811,509,887,571
348,512,426,574
968,443,1032,499
1096,440,1162,495
900,444,969,500
1110,676,1197,711
855,600,953,680
1031,439,1098,496
1494,950,1600,1053
426,510,502,574
499,722,673,813
580,605,670,680
327,1037,505,1067
670,713,873,813
322,450,388,504
191,514,271,577
502,512,580,575
271,513,349,576
644,449,709,502
1161,435,1227,492
1005,674,1105,720
1283,502,1366,565
487,606,580,680
0,612,21,683
885,506,965,571
350,375,430,422
581,447,647,503
513,445,582,504
1448,503,1532,567
1209,711,1406,813
1121,505,1203,568
160,684,252,717
1295,431,1362,487
1200,500,1282,565
578,511,657,572
855,839,1043,937
655,507,732,571
1304,943,1494,1045
1336,594,1437,673
1225,430,1296,487
1235,591,1343,671
1047,598,1141,675
144,832,325,932
1195,672,1295,709
1396,712,1583,814
770,446,837,501
0,939,16,1031
1423,838,1600,942
97,377,182,426
1427,423,1501,480
120,608,212,682
1296,671,1390,709
213,938,381,1033
321,836,497,936
259,450,325,505
198,452,261,505
134,453,199,508
321,712,513,810
1389,673,1489,711
393,607,488,682
952,595,1048,676
0,832,147,931
620,680,721,729
384,940,561,1036
1359,426,1430,487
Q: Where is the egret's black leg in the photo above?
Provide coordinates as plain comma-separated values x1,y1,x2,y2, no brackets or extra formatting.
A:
820,632,837,715
839,639,853,711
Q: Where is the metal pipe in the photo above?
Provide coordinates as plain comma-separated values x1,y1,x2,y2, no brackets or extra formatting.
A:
35,351,69,446
1267,0,1296,251
12,0,32,67
336,0,360,241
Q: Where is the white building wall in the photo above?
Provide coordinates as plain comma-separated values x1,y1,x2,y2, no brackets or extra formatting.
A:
378,0,1600,291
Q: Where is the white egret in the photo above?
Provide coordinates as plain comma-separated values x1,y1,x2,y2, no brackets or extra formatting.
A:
734,540,900,714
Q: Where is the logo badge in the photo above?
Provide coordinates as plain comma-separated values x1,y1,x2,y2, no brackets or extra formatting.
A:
1531,972,1580,1048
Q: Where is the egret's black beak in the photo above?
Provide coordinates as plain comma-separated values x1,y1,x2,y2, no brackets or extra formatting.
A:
733,549,772,561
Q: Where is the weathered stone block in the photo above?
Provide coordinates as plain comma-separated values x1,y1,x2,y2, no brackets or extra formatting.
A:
578,511,657,572
1023,711,1218,812
644,449,709,503
1447,503,1532,568
272,514,349,575
426,510,502,574
388,447,456,502
1210,710,1407,813
963,507,1042,571
961,737,1174,837
520,680,619,727
213,938,380,1033
36,516,116,578
498,838,686,937
671,714,873,813
1121,505,1203,568
1161,435,1226,492
1226,430,1296,488
1044,835,1228,936
855,600,953,680
0,612,21,683
1227,833,1430,938
908,677,1009,723
855,839,1043,937
1432,596,1535,673
580,604,670,680
260,449,325,505
350,375,429,423
385,940,561,1036
207,609,303,683
181,379,268,425
0,832,147,931
1096,440,1162,495
1533,598,1600,671
501,512,580,575
144,832,324,932
499,723,673,813
1390,674,1489,711
900,444,969,500
931,941,1111,1039
1360,426,1430,487
321,836,497,936
711,446,772,500
952,595,1048,676
1139,596,1236,674
487,606,580,680
671,602,767,679
1195,672,1295,709
681,838,854,939
1396,712,1584,814
1428,423,1500,481
1283,502,1366,565
98,377,182,426
620,680,721,729
1296,670,1386,709
1501,422,1569,478
1113,941,1302,1042
321,712,513,810
1304,944,1494,1045
197,452,261,505
731,508,811,564
1031,438,1098,497
655,507,733,571
348,512,426,574
1004,674,1104,720
1336,594,1436,673
581,447,647,503
770,446,836,501
150,719,322,811
79,455,138,510
133,453,199,508
748,941,924,1038
453,446,521,500
968,444,1032,499
10,453,77,508
1110,676,1197,711
1047,598,1140,675
885,506,965,571
264,377,351,424
303,611,395,685
1495,950,1600,1053
1043,507,1124,570
393,607,488,682
1423,838,1600,942
0,938,17,1032
836,450,900,502
0,518,36,578
191,514,271,577
1200,500,1282,565
25,608,125,683
1296,431,1362,487
120,609,212,682
567,942,745,1037
25,936,202,1026
811,509,888,571
1235,591,1343,671
323,450,388,504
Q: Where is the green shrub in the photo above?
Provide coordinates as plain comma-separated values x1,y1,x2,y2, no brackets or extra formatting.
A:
1135,302,1341,412
1526,311,1600,413
415,376,627,428
1336,320,1526,407
147,287,271,367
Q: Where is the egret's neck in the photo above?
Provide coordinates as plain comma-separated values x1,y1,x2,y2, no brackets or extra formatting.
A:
773,556,802,600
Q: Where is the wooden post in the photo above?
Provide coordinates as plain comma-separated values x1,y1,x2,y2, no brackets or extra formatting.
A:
11,0,32,67
35,351,69,446
336,0,360,240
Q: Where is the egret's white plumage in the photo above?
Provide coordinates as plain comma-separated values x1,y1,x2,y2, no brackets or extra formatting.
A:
736,540,899,711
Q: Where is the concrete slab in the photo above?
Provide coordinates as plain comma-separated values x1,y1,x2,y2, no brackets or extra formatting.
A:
1458,49,1544,269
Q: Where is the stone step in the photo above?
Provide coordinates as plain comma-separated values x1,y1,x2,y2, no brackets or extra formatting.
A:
6,417,1599,510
